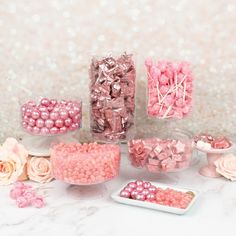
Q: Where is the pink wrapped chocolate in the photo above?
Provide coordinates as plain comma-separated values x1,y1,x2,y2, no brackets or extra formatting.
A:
128,131,193,173
90,53,136,142
51,142,120,185
145,59,193,119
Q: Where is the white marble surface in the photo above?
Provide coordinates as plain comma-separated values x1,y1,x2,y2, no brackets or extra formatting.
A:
1,150,236,236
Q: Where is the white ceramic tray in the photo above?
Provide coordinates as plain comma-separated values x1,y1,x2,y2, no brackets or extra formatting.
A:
111,180,200,215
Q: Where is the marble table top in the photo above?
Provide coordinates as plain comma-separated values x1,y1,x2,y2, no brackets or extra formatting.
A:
0,149,236,236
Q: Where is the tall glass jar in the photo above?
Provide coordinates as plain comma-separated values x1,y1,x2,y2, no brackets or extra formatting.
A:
89,52,136,142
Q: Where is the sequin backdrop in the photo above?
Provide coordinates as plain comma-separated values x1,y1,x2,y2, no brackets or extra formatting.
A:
0,0,235,142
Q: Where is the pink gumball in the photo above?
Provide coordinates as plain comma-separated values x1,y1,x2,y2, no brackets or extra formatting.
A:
60,100,67,105
72,114,81,123
25,108,32,116
21,105,26,113
131,190,139,199
59,109,68,120
23,115,29,122
120,190,130,198
148,186,157,193
55,119,64,128
69,123,78,131
41,111,49,120
146,193,155,201
28,118,36,127
50,127,59,135
50,112,59,120
27,101,36,107
136,194,146,201
32,126,40,134
68,110,76,118
39,106,47,112
64,118,72,127
32,110,40,119
142,189,150,196
22,121,27,128
40,98,50,107
47,105,54,112
40,127,49,135
128,182,137,189
36,119,44,128
50,99,57,106
124,187,133,193
143,182,151,189
73,105,81,114
135,180,143,187
60,126,67,134
136,186,144,192
45,119,54,128
26,126,33,133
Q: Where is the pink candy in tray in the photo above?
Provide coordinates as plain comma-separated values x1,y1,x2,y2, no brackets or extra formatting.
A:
145,59,194,119
51,143,121,185
128,137,193,173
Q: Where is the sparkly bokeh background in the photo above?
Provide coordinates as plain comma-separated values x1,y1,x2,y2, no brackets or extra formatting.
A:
0,0,235,142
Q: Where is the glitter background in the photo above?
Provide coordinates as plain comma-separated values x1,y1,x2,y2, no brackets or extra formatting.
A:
0,0,235,142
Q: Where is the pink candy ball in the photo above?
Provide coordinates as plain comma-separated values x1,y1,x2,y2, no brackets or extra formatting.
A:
120,190,131,198
40,98,50,107
64,118,72,127
60,127,67,134
55,119,64,128
50,112,59,120
36,119,44,128
59,109,68,120
135,180,143,187
50,127,59,135
45,119,54,128
41,127,49,135
50,99,57,106
68,110,76,118
28,118,36,127
41,111,49,120
128,182,137,189
32,126,40,134
136,194,146,201
31,110,40,119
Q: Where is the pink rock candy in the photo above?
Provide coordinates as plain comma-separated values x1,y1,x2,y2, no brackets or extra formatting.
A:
128,138,192,173
51,143,121,185
145,59,193,119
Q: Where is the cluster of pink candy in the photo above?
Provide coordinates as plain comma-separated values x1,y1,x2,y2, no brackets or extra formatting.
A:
120,180,194,209
145,59,193,119
128,138,192,173
51,143,120,185
10,182,44,208
21,98,82,136
194,133,231,149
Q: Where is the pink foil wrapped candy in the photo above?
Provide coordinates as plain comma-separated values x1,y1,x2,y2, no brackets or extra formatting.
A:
194,133,232,150
89,53,136,141
128,137,193,173
145,59,193,119
51,142,121,185
21,98,82,136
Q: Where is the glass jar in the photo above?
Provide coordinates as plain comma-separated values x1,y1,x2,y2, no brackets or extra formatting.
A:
145,59,194,120
128,128,194,173
89,52,136,142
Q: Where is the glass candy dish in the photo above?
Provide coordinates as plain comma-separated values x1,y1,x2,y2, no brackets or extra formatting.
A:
128,128,195,173
51,142,121,185
20,98,82,156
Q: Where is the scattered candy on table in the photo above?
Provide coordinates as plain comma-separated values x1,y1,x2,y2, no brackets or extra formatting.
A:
51,142,121,185
89,53,136,141
120,180,194,209
194,133,232,150
145,59,193,119
128,138,193,172
10,182,45,208
21,98,82,136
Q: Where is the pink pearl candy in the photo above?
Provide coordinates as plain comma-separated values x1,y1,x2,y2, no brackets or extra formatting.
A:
50,127,59,135
55,119,64,128
40,98,50,107
120,190,131,198
32,126,40,134
36,119,44,128
45,119,54,128
59,109,68,119
64,118,72,127
41,111,49,120
32,110,40,119
41,127,49,135
50,112,59,120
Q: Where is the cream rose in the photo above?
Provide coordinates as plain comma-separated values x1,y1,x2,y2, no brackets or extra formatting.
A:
215,154,236,181
0,138,28,185
27,157,54,183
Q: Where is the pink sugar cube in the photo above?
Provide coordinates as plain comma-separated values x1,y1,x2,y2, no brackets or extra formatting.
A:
145,59,193,119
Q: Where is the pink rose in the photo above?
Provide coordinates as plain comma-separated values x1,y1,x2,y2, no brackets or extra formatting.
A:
215,154,236,181
27,157,54,183
0,138,28,185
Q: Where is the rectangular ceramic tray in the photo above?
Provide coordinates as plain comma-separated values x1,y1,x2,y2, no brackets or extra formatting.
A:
111,180,200,215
